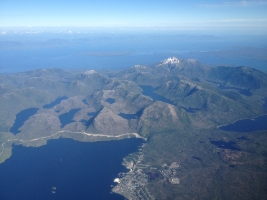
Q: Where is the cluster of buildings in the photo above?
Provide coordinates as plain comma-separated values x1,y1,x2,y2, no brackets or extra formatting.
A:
160,162,181,184
112,143,155,200
111,142,182,199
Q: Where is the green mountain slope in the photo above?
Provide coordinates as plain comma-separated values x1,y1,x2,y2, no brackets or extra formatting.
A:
0,57,267,199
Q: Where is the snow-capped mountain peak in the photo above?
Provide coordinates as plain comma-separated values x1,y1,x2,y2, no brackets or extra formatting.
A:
162,57,180,65
84,70,97,75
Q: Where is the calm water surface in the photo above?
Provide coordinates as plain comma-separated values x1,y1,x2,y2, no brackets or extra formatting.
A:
43,96,68,109
140,85,175,105
1,34,266,73
219,115,267,132
59,108,81,127
106,98,116,104
9,107,39,135
0,138,143,200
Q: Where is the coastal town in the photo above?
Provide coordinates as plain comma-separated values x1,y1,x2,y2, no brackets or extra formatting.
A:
112,143,181,200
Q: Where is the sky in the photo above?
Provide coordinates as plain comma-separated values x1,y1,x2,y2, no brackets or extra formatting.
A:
0,0,267,34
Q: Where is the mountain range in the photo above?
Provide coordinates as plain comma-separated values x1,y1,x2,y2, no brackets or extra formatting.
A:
0,57,267,199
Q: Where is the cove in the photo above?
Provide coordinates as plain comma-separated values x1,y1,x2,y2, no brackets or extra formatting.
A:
140,85,175,105
106,98,116,104
43,96,68,109
210,140,240,151
80,110,102,128
0,138,143,200
59,108,81,127
219,115,267,132
118,109,144,120
9,108,39,135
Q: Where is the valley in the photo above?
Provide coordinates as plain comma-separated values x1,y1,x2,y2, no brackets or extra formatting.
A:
0,57,267,199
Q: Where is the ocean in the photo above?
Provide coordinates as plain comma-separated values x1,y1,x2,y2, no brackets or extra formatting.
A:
0,33,266,73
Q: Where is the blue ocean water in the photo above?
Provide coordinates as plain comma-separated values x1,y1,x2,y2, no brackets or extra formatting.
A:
0,138,143,200
0,33,266,73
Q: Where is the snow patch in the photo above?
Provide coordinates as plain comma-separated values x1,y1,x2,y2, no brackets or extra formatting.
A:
162,57,180,65
84,70,97,75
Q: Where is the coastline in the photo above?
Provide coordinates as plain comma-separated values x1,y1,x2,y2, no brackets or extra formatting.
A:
216,113,267,129
0,130,146,164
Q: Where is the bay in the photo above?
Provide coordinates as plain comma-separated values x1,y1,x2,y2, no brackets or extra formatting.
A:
59,108,81,128
43,96,68,109
219,115,267,132
0,138,143,200
140,85,175,105
9,107,39,135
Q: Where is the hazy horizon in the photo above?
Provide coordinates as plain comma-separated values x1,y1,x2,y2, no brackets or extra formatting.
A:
1,0,267,35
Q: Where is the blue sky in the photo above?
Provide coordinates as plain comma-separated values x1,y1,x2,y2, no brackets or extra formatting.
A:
0,0,267,34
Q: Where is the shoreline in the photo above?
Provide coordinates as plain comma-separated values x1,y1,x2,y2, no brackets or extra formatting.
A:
216,113,267,129
0,130,146,163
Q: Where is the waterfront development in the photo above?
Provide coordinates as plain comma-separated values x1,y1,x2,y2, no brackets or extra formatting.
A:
112,143,182,200
112,143,154,200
